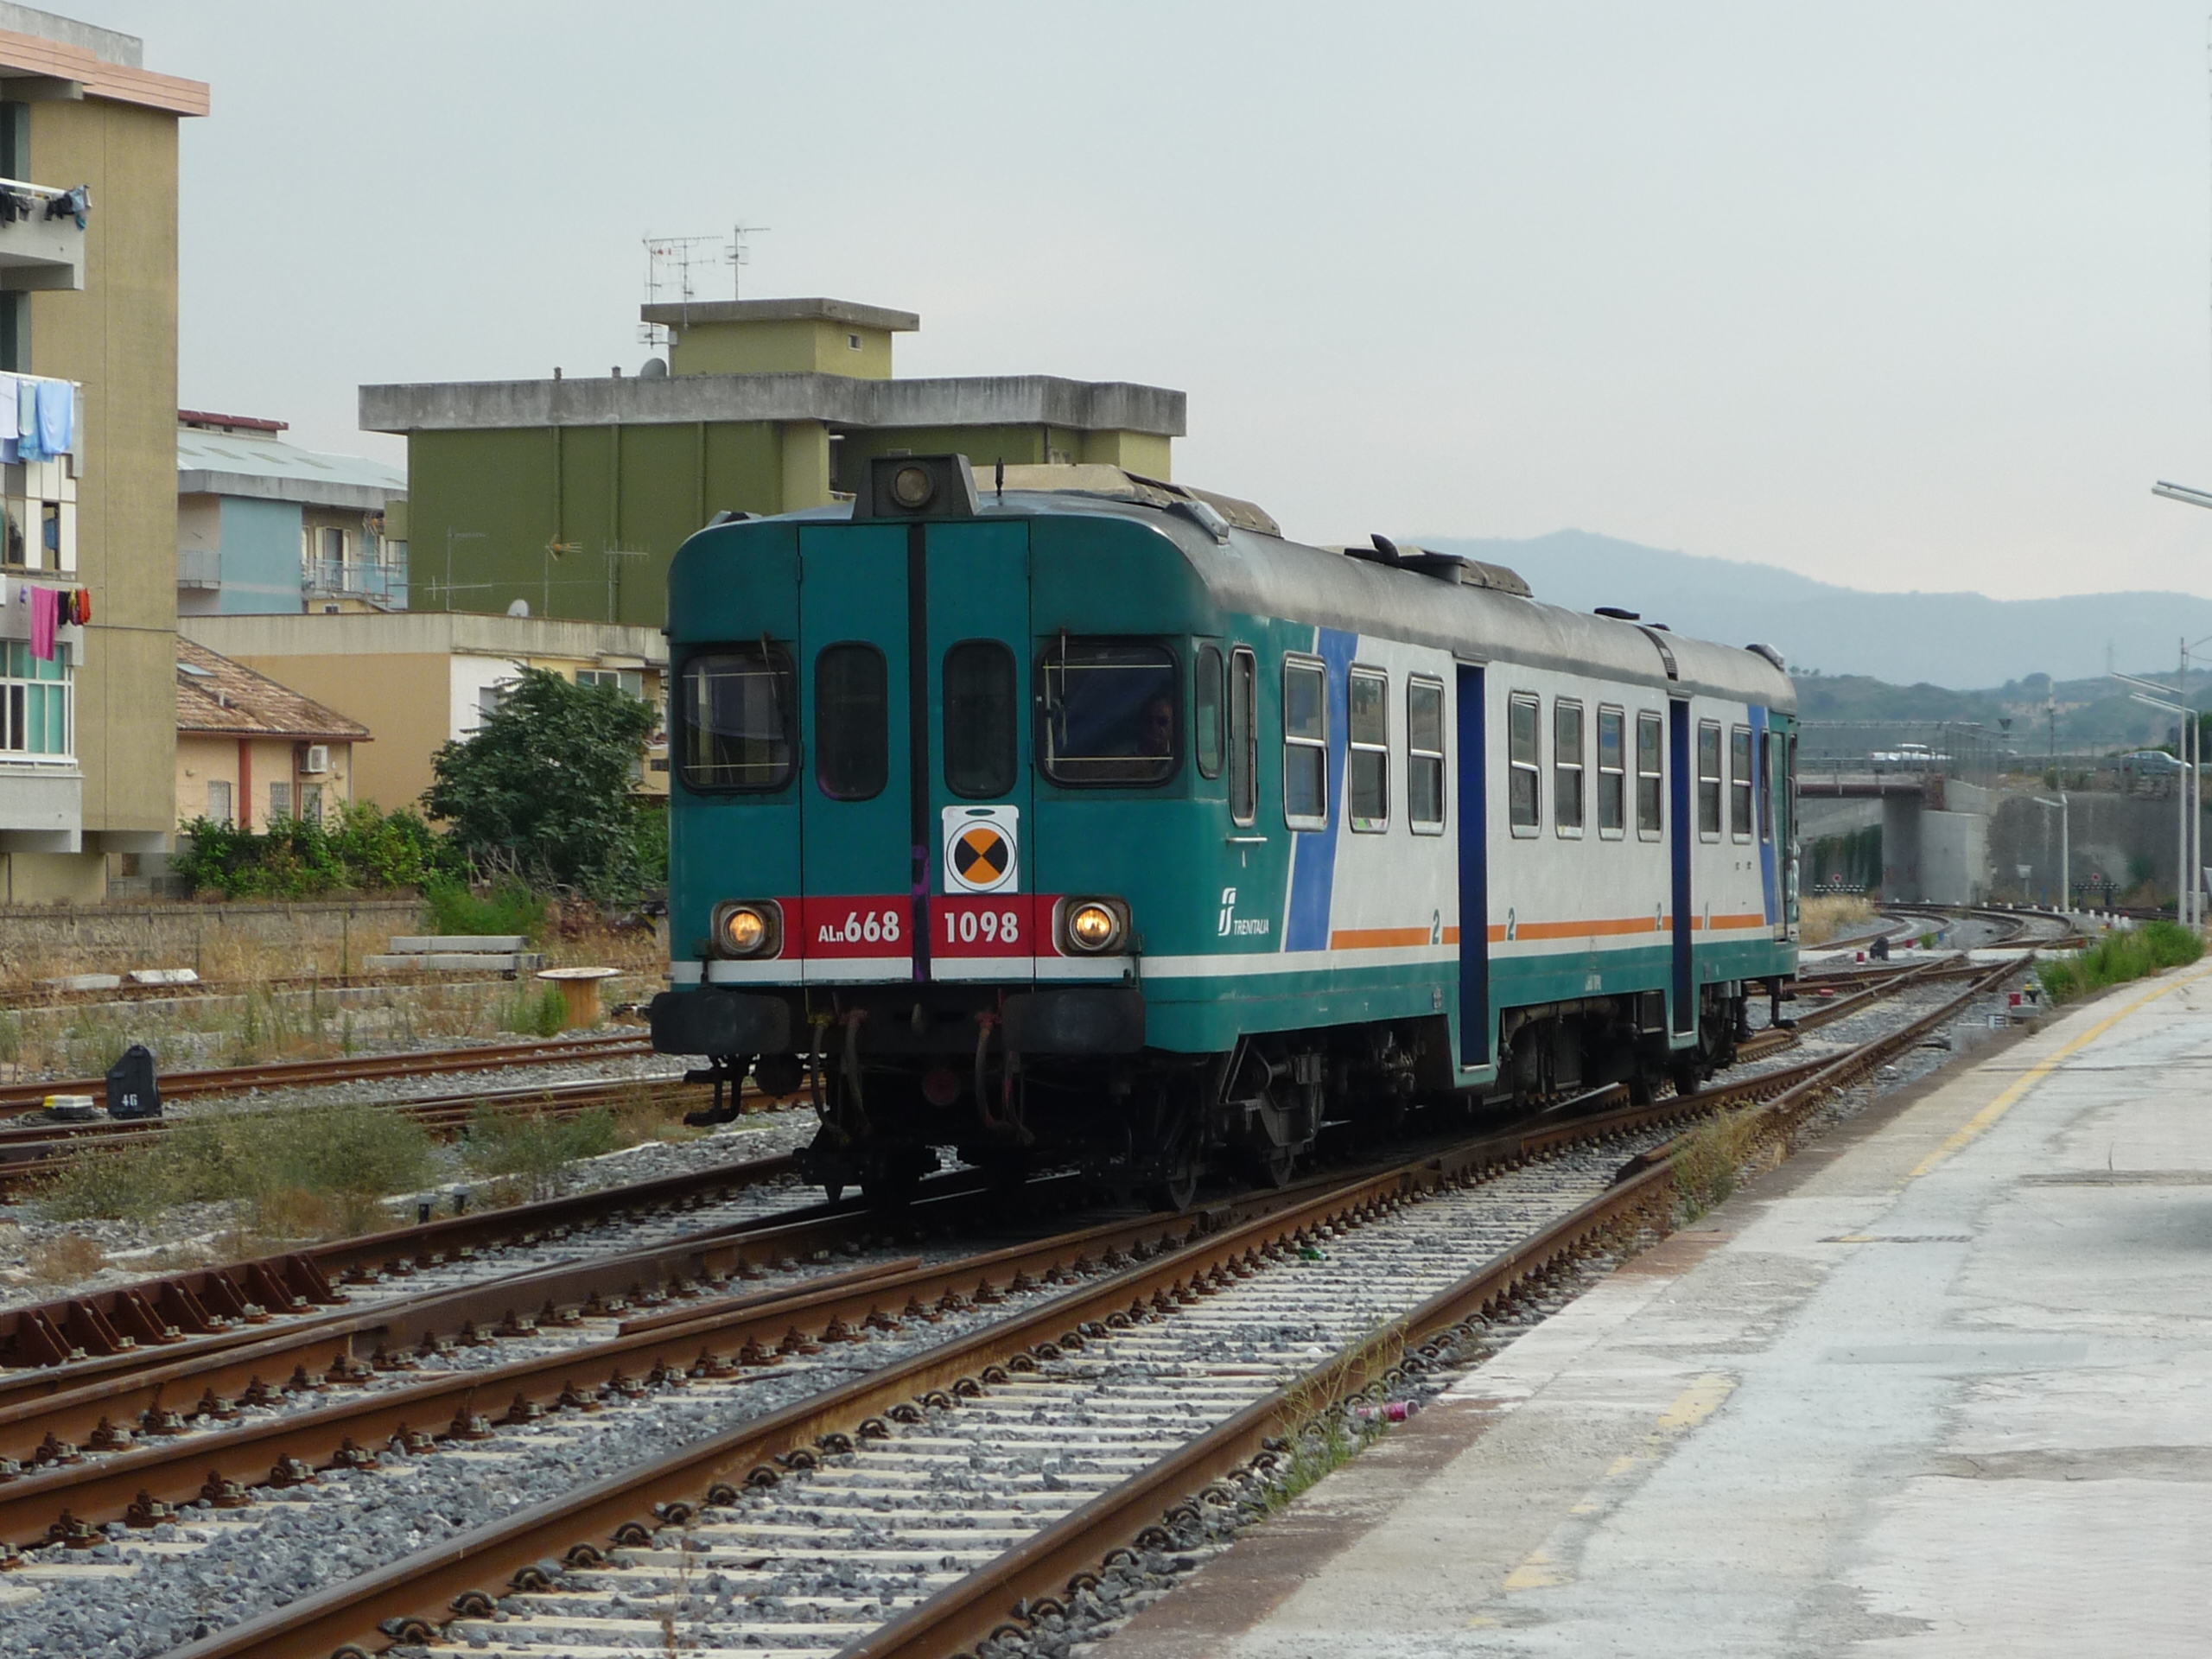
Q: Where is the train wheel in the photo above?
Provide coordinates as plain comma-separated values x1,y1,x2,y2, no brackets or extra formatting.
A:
1147,1157,1200,1213
1243,1143,1296,1190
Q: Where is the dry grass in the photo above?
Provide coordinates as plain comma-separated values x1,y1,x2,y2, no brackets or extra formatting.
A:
1799,894,1876,946
25,1232,107,1284
1673,1108,1770,1220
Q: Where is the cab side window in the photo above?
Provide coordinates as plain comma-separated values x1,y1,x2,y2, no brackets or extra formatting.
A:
1229,647,1257,825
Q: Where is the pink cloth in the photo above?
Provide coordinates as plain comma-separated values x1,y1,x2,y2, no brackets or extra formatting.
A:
28,582,56,661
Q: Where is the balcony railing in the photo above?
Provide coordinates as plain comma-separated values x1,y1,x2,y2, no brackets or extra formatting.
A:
304,556,408,605
0,177,86,294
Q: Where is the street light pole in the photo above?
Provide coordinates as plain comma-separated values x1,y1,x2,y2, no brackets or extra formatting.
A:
2035,794,2068,911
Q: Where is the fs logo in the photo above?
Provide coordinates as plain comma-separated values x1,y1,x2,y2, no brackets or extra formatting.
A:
1216,886,1270,938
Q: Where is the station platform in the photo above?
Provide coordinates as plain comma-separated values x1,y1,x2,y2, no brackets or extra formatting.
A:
1109,963,2212,1658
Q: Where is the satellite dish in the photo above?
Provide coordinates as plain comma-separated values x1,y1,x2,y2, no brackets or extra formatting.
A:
507,598,530,618
639,357,669,378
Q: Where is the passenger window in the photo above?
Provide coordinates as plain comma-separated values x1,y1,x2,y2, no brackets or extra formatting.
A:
1408,677,1446,834
1554,699,1585,836
1509,694,1540,835
1349,667,1389,832
1636,712,1662,839
1284,657,1328,829
944,640,1016,799
1230,647,1257,825
1039,639,1178,785
679,644,795,793
1758,728,1772,842
1597,706,1624,836
815,643,887,800
1731,725,1754,840
1195,645,1224,779
1698,720,1723,839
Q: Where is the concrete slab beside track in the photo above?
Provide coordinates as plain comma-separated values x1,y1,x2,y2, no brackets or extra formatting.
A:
1103,961,2212,1659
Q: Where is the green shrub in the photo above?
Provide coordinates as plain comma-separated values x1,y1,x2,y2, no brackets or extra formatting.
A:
425,876,549,941
2037,920,2204,1007
35,1101,434,1232
461,1105,622,1199
496,981,568,1037
171,803,460,899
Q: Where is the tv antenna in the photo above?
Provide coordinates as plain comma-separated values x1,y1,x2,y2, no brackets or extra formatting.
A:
640,221,772,349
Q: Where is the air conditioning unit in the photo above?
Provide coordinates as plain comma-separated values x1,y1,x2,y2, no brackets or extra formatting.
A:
302,744,329,775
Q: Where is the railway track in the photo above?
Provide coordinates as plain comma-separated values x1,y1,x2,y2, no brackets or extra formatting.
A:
14,959,2009,1659
0,1032,656,1117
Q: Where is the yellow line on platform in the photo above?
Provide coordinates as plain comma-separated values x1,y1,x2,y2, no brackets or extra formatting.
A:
1907,963,2212,1180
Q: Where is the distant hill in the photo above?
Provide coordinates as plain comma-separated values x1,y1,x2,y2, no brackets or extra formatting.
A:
1425,530,2212,690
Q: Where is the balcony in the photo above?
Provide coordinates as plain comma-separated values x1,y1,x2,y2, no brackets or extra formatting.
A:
0,177,84,293
177,546,219,590
304,554,408,608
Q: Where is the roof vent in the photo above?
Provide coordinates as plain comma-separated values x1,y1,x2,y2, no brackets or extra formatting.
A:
1392,545,1533,596
1746,642,1787,671
1595,605,1640,620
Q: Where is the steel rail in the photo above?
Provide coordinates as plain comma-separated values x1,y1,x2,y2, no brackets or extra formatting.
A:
0,1032,653,1115
842,957,2026,1659
144,1030,1911,1659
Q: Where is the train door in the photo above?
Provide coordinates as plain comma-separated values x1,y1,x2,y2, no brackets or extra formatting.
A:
1455,664,1490,1067
1668,697,1694,1035
795,523,918,982
923,520,1035,980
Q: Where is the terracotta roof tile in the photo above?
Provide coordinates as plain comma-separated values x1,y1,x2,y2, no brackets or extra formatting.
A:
176,638,371,742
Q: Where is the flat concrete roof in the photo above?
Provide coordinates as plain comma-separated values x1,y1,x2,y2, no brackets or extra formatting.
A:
360,372,1186,438
639,297,920,333
179,427,405,512
181,610,669,667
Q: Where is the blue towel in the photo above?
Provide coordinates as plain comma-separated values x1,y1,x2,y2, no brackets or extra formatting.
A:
35,379,68,458
14,379,37,461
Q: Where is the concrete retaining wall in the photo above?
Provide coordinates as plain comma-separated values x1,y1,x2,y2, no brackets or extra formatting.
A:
0,897,420,982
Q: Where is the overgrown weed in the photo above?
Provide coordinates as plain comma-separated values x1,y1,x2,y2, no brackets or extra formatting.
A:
2037,920,2203,1007
1263,1319,1407,1511
1799,894,1876,946
24,1232,106,1283
1673,1108,1769,1221
34,1101,435,1239
461,1105,622,1200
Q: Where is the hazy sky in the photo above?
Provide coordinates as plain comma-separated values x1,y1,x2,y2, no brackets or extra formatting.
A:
77,1,2212,601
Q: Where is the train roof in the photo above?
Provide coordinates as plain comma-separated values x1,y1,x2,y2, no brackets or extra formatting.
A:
746,464,1796,711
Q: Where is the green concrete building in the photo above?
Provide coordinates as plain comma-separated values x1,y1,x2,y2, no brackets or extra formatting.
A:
359,297,1185,627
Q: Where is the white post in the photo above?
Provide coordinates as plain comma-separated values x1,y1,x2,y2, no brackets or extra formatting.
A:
2060,790,2069,918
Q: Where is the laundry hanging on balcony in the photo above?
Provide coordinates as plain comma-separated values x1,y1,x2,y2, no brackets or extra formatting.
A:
27,581,57,660
35,379,70,459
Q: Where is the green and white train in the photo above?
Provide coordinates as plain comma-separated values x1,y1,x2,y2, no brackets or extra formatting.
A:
650,455,1799,1205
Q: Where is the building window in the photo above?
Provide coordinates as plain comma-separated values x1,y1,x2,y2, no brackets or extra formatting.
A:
1348,666,1389,832
300,781,324,823
1554,699,1585,836
1597,706,1625,836
205,778,232,827
1229,646,1257,826
1509,694,1541,835
1282,656,1328,829
1731,725,1754,841
577,667,645,698
1698,720,1723,840
944,639,1017,798
1408,676,1446,834
1637,712,1663,838
0,639,69,756
268,780,292,821
1193,645,1224,780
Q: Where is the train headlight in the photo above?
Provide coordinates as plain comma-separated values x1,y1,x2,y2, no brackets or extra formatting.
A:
1064,899,1126,955
713,901,779,958
890,464,935,510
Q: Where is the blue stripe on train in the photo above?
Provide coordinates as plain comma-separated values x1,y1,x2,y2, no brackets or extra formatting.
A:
1284,626,1359,952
